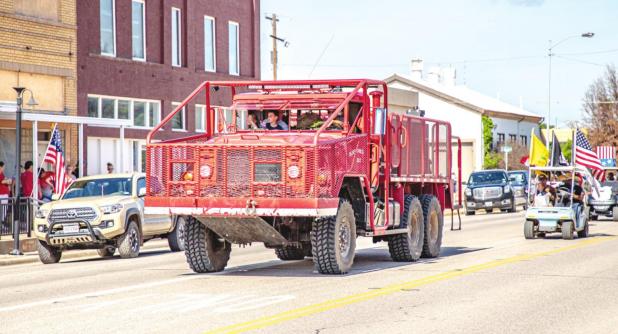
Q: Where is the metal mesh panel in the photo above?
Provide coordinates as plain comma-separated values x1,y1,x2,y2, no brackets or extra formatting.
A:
316,135,368,198
227,149,250,197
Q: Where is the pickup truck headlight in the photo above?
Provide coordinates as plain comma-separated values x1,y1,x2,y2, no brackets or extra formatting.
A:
465,188,472,197
35,209,49,219
100,204,123,215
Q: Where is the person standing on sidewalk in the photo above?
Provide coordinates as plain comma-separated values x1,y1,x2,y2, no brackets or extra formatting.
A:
0,161,13,226
20,161,34,198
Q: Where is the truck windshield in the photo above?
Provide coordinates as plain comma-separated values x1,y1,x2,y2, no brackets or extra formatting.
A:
468,172,507,185
63,178,133,199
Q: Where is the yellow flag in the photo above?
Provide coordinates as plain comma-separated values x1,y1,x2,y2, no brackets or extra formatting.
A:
529,130,549,167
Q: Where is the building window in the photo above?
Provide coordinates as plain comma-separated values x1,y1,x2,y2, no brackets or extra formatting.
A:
497,133,505,143
87,95,160,128
520,135,528,146
171,7,182,67
100,0,116,56
171,102,186,131
204,16,216,72
131,0,146,61
228,21,239,75
195,105,206,132
509,134,517,143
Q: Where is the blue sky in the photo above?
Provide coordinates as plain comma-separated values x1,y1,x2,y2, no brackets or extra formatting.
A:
260,0,618,125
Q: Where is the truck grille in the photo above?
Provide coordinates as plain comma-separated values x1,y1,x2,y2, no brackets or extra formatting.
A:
473,187,503,200
48,207,98,223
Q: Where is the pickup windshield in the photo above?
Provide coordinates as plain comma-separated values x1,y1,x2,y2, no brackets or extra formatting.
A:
469,172,507,185
63,178,133,199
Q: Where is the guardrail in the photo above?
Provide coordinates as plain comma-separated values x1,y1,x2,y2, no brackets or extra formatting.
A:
0,197,36,239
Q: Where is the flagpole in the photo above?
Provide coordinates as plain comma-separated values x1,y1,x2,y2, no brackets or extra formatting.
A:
572,128,576,166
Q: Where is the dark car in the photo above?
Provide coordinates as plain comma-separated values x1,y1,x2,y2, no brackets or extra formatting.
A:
464,169,516,215
508,170,529,209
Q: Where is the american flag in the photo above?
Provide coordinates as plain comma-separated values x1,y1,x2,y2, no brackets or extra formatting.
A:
43,125,68,194
596,146,616,167
575,129,605,181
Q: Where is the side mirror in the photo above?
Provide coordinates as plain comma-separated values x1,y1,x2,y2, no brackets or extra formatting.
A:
373,108,387,135
51,194,60,201
462,181,468,186
138,188,147,197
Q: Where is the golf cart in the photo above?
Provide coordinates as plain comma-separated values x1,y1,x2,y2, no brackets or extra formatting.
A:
524,166,591,240
588,166,618,221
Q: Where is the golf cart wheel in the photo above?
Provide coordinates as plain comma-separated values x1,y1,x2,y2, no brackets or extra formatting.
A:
562,221,574,240
524,220,535,239
577,220,589,238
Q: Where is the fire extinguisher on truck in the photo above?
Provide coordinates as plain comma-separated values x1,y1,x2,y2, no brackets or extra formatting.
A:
145,79,462,274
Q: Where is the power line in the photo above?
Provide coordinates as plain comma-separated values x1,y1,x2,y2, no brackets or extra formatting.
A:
554,55,605,67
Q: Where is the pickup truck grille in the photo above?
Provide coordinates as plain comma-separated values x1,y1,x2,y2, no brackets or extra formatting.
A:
473,187,503,200
48,207,98,223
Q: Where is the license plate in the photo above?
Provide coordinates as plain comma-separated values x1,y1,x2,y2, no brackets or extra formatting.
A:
485,201,493,207
63,223,79,234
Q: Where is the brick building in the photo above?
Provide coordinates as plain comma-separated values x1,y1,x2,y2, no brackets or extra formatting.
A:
78,0,261,175
0,0,78,179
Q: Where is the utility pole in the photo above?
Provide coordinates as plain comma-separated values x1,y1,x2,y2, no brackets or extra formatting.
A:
265,13,289,81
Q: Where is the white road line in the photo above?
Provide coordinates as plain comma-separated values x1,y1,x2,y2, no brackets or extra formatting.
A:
0,276,201,313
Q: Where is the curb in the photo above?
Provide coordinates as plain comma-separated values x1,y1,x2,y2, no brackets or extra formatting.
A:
0,240,172,267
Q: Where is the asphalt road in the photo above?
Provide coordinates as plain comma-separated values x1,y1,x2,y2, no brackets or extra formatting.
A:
1,212,618,334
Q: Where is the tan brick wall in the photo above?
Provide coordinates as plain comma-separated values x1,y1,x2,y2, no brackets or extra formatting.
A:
0,0,77,165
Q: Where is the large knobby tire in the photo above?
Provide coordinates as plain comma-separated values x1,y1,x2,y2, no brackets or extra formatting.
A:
524,220,535,239
168,216,187,252
118,221,141,258
312,200,356,274
577,220,589,238
37,240,62,264
97,246,116,258
275,246,306,261
185,218,231,273
562,221,574,240
420,195,443,258
388,195,424,262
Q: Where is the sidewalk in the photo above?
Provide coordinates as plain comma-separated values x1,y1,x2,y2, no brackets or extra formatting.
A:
0,239,171,266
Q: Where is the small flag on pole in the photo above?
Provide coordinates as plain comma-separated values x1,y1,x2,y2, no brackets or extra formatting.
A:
575,129,605,182
43,125,69,195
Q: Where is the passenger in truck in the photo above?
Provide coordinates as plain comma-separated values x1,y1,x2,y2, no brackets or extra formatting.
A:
247,112,260,130
263,110,289,130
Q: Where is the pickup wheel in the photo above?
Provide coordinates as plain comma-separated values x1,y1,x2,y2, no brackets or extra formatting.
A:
185,218,231,273
97,246,116,258
118,221,140,258
275,246,306,260
37,240,62,264
465,210,475,216
562,221,574,240
312,200,356,274
420,195,443,258
388,195,424,262
168,216,187,252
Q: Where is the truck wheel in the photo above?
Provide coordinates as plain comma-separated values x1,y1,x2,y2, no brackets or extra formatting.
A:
612,207,618,222
388,195,424,262
562,221,574,240
37,240,62,264
420,195,443,258
275,246,305,260
168,216,187,252
118,221,140,258
524,220,535,239
185,218,231,273
577,220,590,238
312,200,356,274
465,210,475,216
508,200,517,213
97,246,115,258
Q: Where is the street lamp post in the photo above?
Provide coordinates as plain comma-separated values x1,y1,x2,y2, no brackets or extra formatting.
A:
10,87,37,256
546,32,594,147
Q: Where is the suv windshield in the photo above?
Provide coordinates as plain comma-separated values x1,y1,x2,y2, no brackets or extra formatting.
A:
469,171,507,185
508,172,527,184
63,178,132,199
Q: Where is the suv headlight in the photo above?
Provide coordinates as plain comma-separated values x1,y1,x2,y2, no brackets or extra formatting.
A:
100,204,123,215
465,188,472,197
35,208,49,219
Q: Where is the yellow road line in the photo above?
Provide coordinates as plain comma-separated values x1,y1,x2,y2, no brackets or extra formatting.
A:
205,236,615,334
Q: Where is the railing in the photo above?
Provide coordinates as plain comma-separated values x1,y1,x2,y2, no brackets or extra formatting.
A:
0,197,35,239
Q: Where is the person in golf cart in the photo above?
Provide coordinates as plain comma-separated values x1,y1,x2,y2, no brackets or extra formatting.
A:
534,174,556,206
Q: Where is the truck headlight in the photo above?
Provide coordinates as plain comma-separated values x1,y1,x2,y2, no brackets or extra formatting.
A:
287,165,301,179
200,165,213,179
100,204,123,215
35,209,49,219
465,188,472,197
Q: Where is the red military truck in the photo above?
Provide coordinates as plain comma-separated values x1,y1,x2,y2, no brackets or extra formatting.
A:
145,79,461,274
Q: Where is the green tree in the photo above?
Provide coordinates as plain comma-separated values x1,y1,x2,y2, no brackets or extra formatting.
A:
482,116,496,168
562,139,572,163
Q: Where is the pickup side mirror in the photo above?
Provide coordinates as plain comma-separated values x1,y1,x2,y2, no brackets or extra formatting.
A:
462,181,468,186
138,188,147,197
51,194,60,201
